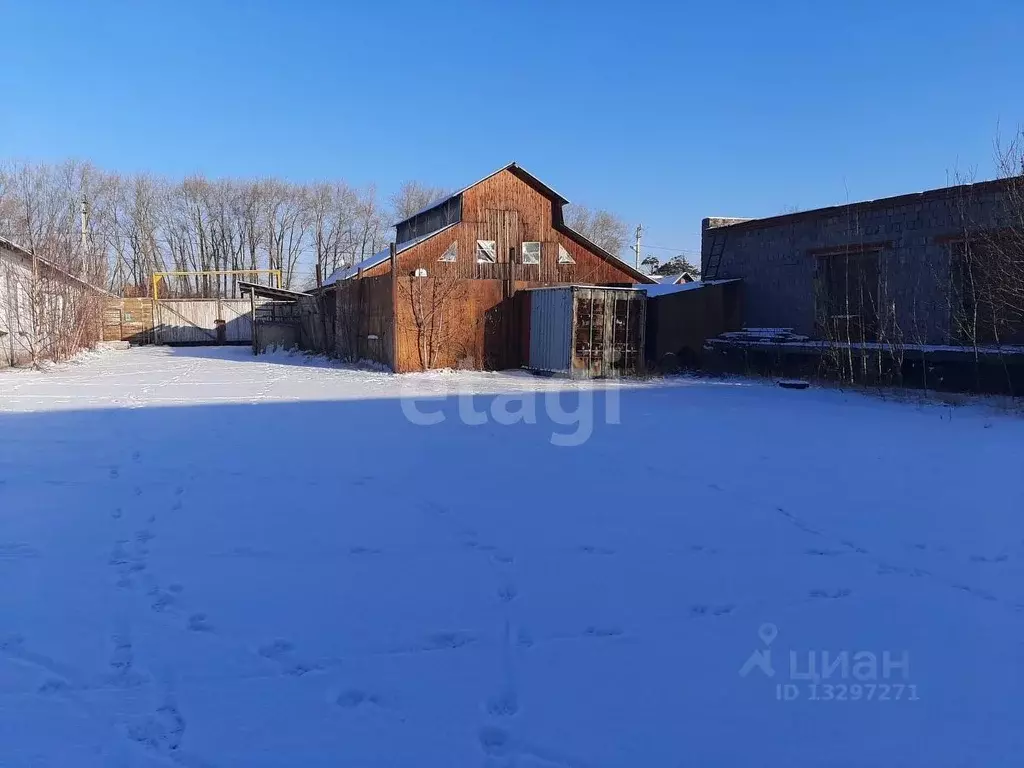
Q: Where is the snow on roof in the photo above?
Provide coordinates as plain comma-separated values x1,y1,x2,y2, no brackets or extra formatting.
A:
322,223,460,284
323,247,390,285
642,280,704,296
641,278,738,297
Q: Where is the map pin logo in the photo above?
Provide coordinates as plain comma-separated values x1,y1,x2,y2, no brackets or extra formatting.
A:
758,623,778,646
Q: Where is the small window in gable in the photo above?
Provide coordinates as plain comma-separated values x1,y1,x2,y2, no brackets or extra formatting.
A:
521,241,541,265
439,241,458,262
476,240,497,263
558,244,575,264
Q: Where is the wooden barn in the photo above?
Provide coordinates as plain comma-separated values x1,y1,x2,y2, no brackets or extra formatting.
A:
321,163,652,373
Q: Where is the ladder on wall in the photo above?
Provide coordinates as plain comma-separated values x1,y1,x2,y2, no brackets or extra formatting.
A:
704,233,727,281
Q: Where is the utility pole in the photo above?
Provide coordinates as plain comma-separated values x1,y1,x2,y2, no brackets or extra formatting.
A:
632,224,643,270
80,197,90,279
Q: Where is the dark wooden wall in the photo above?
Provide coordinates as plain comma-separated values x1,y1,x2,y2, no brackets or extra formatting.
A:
334,275,393,368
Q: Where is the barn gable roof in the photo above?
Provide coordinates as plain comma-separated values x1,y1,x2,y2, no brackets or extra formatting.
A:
395,162,569,228
327,164,653,284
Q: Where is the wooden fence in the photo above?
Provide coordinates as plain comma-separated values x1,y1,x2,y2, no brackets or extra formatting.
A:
102,297,261,345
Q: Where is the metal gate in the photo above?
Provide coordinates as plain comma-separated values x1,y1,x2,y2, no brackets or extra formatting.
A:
150,269,281,345
154,299,258,344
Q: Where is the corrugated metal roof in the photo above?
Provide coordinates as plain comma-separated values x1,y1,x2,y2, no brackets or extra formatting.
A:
237,281,311,301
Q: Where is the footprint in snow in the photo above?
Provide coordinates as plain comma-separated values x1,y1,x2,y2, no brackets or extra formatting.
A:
497,584,518,603
584,625,624,637
809,588,852,600
335,689,382,708
127,702,185,752
486,690,519,717
109,467,120,480
690,604,735,618
109,542,131,566
187,613,212,632
804,548,843,557
150,591,176,613
953,584,998,601
257,639,320,676
970,553,1009,564
349,546,382,556
424,631,476,650
479,726,511,756
257,639,294,659
38,678,72,695
876,562,908,576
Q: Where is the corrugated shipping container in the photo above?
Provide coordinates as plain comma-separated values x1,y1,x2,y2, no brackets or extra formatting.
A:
528,286,574,372
524,286,646,378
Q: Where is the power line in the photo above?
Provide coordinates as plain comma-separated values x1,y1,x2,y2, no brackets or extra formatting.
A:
643,243,701,254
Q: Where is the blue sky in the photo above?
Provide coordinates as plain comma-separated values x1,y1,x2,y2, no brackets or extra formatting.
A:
2,0,1022,262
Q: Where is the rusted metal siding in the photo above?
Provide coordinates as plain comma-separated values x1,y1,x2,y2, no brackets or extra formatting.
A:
569,287,646,378
527,287,573,373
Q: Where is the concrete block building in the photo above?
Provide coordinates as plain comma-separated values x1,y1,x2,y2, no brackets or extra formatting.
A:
700,178,1024,348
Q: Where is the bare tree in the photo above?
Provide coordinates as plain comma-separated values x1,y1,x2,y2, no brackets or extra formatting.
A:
389,181,450,224
396,268,468,370
563,204,629,258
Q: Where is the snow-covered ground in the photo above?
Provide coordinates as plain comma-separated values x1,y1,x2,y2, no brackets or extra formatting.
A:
1,346,1022,767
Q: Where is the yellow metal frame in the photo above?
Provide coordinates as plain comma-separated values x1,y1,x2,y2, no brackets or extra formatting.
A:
151,269,282,301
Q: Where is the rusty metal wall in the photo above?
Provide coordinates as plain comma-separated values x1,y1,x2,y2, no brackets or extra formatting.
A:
569,287,647,378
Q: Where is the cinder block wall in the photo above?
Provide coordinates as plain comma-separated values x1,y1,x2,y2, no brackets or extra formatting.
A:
701,181,1013,343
